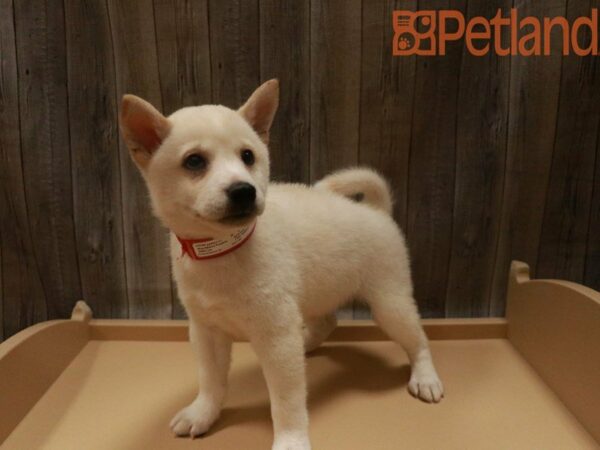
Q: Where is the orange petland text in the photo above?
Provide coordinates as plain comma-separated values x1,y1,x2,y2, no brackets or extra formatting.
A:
393,9,598,56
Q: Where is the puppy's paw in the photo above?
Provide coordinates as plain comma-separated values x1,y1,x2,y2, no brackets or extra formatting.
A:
169,398,220,438
272,432,311,450
408,371,444,403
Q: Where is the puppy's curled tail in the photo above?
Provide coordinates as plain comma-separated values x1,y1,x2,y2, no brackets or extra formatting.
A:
314,167,393,215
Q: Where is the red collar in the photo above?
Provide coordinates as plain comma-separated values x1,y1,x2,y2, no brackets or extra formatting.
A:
176,222,256,260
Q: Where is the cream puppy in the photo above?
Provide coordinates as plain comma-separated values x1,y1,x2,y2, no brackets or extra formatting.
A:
119,80,443,450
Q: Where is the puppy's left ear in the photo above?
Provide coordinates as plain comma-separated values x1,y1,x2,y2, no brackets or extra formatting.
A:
238,79,279,144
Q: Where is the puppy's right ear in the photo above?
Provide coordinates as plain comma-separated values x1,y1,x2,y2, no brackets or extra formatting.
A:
119,95,171,169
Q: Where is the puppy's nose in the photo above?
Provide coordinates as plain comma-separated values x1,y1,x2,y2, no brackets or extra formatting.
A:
226,182,256,209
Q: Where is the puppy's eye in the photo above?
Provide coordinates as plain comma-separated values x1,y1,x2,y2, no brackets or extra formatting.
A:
183,154,207,171
241,149,255,166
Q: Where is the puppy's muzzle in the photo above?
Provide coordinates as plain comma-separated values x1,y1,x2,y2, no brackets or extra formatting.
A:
226,182,256,215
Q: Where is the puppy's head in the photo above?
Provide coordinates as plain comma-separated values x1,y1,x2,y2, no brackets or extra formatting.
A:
119,80,278,236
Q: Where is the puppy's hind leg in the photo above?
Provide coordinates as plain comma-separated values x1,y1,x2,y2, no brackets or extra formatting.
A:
303,314,337,353
367,285,444,403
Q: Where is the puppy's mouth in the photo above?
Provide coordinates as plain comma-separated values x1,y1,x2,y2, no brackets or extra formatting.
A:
219,209,257,225
181,203,261,226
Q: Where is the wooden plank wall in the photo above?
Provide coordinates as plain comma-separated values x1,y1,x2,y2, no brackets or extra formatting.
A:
1,0,600,338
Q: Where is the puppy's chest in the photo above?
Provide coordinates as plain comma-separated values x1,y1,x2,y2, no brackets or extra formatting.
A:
174,260,253,334
176,268,236,309
181,286,248,339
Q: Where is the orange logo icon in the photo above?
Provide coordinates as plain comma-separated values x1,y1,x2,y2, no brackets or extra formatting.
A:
393,11,437,56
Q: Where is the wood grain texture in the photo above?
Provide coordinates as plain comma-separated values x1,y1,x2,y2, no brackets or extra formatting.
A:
536,0,600,284
2,1,600,339
209,0,260,108
107,0,173,319
153,0,212,115
407,0,465,318
491,0,567,315
153,0,212,319
584,1,600,291
260,0,310,183
0,0,12,341
310,0,362,319
310,0,362,183
64,0,128,319
13,0,82,320
0,0,47,339
585,138,600,291
445,0,511,317
359,0,416,229
356,0,417,319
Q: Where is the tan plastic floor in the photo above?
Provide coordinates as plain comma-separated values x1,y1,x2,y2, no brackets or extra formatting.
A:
4,339,597,450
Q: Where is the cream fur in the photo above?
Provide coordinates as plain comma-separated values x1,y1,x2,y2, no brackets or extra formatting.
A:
120,80,443,450
315,166,394,214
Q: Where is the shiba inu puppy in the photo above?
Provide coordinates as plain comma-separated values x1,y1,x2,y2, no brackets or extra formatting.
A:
119,80,443,450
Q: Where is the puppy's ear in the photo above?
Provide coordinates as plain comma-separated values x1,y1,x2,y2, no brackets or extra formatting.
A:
120,94,171,169
238,79,279,144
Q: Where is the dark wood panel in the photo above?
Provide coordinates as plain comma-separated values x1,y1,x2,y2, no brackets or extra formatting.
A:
582,0,600,294
357,0,417,319
153,0,212,114
13,0,82,320
491,0,567,315
536,0,600,283
209,0,260,108
407,0,465,318
64,0,128,319
0,0,47,338
310,0,361,319
3,1,600,339
585,139,600,291
0,0,11,340
445,0,511,317
310,0,362,183
153,0,212,319
359,0,416,229
260,0,310,183
107,0,173,319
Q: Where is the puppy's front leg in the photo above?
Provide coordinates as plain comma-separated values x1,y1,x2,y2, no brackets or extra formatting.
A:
170,320,232,437
252,327,310,450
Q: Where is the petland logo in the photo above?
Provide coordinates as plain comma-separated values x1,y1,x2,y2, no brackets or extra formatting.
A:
393,9,599,56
